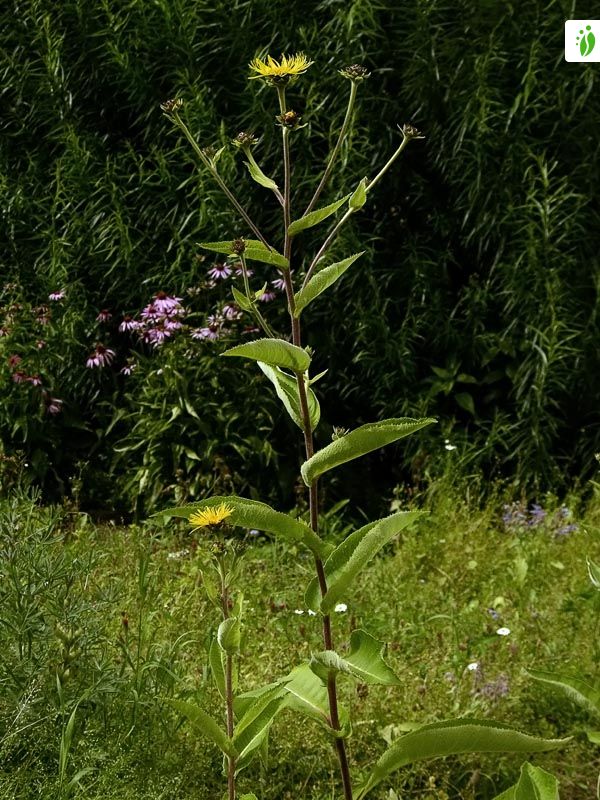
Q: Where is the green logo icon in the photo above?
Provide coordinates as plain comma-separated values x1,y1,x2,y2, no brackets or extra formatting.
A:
576,24,596,56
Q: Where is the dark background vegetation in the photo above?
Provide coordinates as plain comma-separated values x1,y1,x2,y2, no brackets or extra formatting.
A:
1,0,599,514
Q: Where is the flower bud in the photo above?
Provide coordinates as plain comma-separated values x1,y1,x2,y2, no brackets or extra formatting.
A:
339,64,371,82
232,131,259,149
160,98,184,114
401,123,424,140
276,110,303,129
232,238,246,255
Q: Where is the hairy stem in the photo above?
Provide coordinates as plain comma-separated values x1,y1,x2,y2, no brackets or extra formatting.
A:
277,84,354,800
219,563,236,800
172,112,271,249
303,81,358,216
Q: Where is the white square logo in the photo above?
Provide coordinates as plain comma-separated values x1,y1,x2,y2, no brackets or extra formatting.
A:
565,20,600,61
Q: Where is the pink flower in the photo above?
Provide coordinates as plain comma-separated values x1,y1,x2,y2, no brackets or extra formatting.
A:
120,360,136,376
46,397,63,415
222,304,242,320
96,309,112,323
258,290,276,303
271,273,291,291
12,370,27,383
119,315,140,333
144,324,171,346
8,354,22,368
152,291,184,315
191,326,220,341
207,263,232,281
234,264,254,278
140,302,160,322
86,344,115,368
26,374,42,387
49,290,66,301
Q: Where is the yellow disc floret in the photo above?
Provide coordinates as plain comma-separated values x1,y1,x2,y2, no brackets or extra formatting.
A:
189,503,234,528
249,53,313,84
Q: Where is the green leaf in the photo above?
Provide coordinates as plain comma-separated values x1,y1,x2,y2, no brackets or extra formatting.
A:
527,669,600,718
356,719,569,798
218,617,240,655
232,286,253,312
209,637,226,699
301,418,436,486
288,194,351,237
222,338,311,372
587,556,600,589
349,177,368,210
315,512,425,614
168,699,237,758
233,685,288,773
585,729,600,744
244,158,279,192
455,391,476,415
258,362,320,432
155,495,327,558
279,663,351,737
199,239,288,269
240,795,259,800
294,252,365,317
493,762,560,800
311,629,400,685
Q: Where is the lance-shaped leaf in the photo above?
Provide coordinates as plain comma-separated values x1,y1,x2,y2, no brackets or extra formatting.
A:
154,495,326,558
258,362,320,432
233,685,288,774
301,418,436,486
279,663,351,738
311,630,400,686
209,638,226,700
222,338,311,373
527,669,600,717
288,193,351,237
294,252,365,317
199,239,288,269
493,762,560,800
356,719,569,798
168,699,237,758
587,556,600,589
244,158,279,192
305,511,425,613
349,177,368,210
231,286,254,312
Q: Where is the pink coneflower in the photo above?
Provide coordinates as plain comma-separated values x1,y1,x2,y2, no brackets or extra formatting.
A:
152,291,183,315
0,327,8,337
271,272,291,291
258,290,276,303
26,374,42,387
222,303,242,320
46,397,64,415
96,309,112,323
120,360,136,376
234,264,254,278
144,324,171,346
163,318,183,332
119,315,140,332
12,370,27,383
191,326,220,341
36,340,46,349
8,354,22,368
242,324,260,335
86,344,115,368
140,302,160,322
207,263,232,281
49,290,66,301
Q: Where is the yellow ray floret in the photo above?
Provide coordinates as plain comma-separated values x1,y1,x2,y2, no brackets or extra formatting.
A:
249,53,313,81
189,503,233,528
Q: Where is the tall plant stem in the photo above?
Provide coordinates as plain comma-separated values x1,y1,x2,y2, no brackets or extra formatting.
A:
303,81,357,216
172,112,271,249
277,84,354,800
219,563,236,800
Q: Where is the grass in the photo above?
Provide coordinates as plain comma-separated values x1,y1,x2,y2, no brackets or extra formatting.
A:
1,482,599,799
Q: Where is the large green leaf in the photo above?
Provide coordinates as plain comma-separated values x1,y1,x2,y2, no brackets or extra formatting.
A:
279,663,351,738
305,511,425,613
348,177,368,210
310,629,399,685
356,719,569,798
218,617,241,655
222,338,311,373
293,252,364,317
493,761,560,800
168,699,236,758
233,685,288,774
199,239,288,269
154,495,326,558
288,194,351,237
301,418,436,486
258,362,320,432
527,669,600,718
244,158,279,192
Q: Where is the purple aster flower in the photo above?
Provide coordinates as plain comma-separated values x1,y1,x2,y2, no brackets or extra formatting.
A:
119,315,141,332
96,309,112,323
528,503,546,526
207,263,232,281
48,290,66,301
556,523,578,536
86,344,115,368
234,264,254,278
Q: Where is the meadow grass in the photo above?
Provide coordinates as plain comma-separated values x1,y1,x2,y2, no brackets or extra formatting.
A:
1,483,599,799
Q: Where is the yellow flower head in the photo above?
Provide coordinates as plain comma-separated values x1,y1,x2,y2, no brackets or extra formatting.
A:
189,503,233,528
249,53,313,85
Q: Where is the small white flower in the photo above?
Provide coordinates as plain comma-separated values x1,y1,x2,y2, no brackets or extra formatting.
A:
444,439,457,451
334,603,348,613
467,661,480,671
496,627,511,636
307,609,317,616
293,609,304,615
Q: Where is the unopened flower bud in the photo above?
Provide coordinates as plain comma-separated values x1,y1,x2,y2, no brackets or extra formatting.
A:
160,97,184,114
401,123,424,140
232,238,246,255
332,426,350,440
277,110,303,129
339,64,371,81
232,131,259,149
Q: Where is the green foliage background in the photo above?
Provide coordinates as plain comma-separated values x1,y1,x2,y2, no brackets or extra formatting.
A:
1,0,599,511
